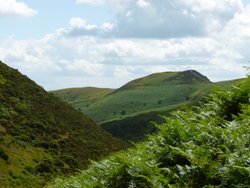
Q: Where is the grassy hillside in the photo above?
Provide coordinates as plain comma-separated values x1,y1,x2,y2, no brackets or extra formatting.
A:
52,70,212,124
50,77,250,188
216,78,245,88
52,87,114,110
0,61,128,188
101,79,244,142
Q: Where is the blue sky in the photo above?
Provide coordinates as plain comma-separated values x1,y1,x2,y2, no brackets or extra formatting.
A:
0,0,113,39
0,0,250,90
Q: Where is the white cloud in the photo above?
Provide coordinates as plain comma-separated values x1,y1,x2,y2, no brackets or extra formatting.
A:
70,0,244,39
109,0,244,38
66,59,104,76
114,66,134,77
75,0,105,5
0,0,249,90
101,22,114,31
136,0,151,8
1,32,247,89
0,0,37,17
41,18,99,39
69,17,97,30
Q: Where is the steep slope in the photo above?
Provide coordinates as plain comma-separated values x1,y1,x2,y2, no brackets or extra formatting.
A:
0,61,127,187
53,70,212,124
51,77,250,188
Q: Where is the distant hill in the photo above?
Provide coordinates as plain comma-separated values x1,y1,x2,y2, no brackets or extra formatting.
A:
52,87,114,107
52,71,244,142
114,70,210,93
53,70,212,124
0,61,127,187
100,78,244,142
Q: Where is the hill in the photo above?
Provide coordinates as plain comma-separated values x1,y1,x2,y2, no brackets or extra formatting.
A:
0,61,128,187
52,71,243,142
50,77,250,188
101,78,244,142
52,70,212,124
51,87,114,109
114,70,210,92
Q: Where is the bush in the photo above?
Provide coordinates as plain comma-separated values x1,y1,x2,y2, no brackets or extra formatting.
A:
121,110,126,115
0,148,9,161
36,160,54,174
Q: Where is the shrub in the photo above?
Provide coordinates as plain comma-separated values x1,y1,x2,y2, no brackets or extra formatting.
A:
0,148,9,161
36,160,54,174
121,110,126,115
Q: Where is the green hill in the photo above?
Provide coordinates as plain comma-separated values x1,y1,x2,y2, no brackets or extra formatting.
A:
52,87,114,109
52,70,212,124
100,78,243,142
0,61,128,188
50,77,250,188
52,71,244,142
114,70,210,92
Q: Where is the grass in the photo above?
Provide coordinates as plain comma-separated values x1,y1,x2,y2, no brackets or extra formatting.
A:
88,84,209,123
52,87,114,106
0,142,49,187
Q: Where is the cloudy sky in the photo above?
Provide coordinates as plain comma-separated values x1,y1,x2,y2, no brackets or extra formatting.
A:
0,0,250,90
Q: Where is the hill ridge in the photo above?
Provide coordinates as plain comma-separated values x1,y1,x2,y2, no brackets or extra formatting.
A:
111,70,211,94
182,70,211,83
53,69,213,124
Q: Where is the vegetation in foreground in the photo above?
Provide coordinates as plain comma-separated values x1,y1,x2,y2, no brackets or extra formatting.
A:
0,61,128,188
50,77,250,187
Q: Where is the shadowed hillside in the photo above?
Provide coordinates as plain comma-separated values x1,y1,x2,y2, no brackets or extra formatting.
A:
0,61,128,187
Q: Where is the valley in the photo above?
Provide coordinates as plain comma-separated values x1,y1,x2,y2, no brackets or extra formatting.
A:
0,61,247,187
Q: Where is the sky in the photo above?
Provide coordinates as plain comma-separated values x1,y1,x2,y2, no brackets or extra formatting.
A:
0,0,250,90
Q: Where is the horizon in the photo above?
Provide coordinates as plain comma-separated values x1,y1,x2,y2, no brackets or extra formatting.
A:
0,0,250,90
48,69,246,91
